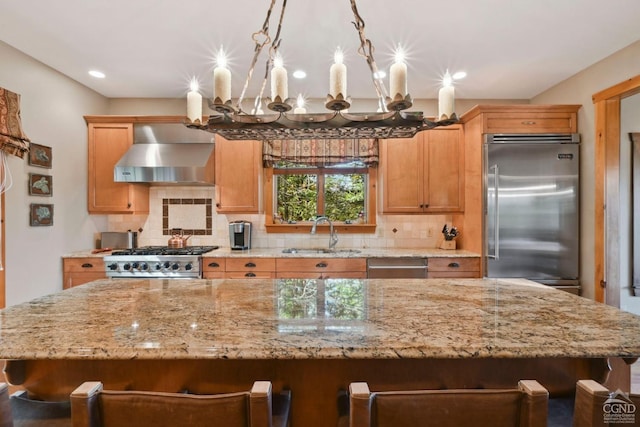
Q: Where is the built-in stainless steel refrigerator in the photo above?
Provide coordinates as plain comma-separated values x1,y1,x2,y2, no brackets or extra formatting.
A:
484,133,580,294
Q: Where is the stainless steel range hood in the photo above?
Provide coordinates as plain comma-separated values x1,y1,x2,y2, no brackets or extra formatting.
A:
114,123,215,185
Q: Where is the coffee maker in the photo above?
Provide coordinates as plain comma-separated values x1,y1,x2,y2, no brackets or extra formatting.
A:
229,220,251,250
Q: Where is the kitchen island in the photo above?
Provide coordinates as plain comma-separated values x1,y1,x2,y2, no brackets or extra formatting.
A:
2,277,640,426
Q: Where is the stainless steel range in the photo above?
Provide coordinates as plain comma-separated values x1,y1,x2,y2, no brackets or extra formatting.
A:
104,246,219,279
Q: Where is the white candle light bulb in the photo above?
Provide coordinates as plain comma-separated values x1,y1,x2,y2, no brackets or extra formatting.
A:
213,46,231,103
330,47,347,98
216,49,227,68
271,53,288,102
438,69,455,121
389,45,407,98
186,77,202,123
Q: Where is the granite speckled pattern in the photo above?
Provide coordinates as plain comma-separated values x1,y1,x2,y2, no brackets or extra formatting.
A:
1,278,639,361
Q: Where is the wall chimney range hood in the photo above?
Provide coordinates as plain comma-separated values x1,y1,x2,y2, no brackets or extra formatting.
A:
114,123,215,185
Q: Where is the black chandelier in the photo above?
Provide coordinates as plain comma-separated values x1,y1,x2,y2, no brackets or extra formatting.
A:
184,0,459,140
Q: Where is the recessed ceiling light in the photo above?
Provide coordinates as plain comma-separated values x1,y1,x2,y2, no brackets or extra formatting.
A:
89,70,106,79
292,70,307,79
452,71,467,80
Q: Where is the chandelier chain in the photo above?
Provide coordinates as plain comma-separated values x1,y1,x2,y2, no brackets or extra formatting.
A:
236,0,277,111
236,0,289,112
349,0,389,112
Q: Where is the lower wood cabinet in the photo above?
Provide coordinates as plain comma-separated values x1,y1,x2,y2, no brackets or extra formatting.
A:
276,258,367,279
202,257,276,279
62,258,106,289
427,257,481,278
202,258,226,279
204,256,480,280
225,258,276,279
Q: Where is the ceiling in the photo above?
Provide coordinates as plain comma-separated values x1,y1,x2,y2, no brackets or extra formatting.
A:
1,0,640,105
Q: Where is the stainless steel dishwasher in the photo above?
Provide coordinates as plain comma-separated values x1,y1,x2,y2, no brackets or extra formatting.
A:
367,258,428,278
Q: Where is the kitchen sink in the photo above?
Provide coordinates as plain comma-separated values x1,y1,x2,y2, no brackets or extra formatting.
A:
282,248,361,254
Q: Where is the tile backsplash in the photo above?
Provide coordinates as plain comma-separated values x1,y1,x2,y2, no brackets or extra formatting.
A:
107,186,451,249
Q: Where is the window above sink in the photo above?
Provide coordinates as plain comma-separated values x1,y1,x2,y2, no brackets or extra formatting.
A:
264,162,377,234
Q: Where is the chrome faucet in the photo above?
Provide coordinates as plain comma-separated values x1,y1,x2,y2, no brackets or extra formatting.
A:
311,216,338,250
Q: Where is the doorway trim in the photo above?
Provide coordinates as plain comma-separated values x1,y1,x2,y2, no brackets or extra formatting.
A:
593,74,640,303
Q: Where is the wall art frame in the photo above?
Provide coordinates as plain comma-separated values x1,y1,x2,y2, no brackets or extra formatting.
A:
28,143,52,168
28,173,53,196
30,203,53,226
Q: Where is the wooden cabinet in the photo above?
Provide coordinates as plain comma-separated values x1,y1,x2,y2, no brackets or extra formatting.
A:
225,258,275,279
86,121,149,214
203,257,276,279
62,258,106,289
427,257,480,278
202,258,226,279
215,137,261,213
480,111,578,134
381,125,464,213
276,258,367,279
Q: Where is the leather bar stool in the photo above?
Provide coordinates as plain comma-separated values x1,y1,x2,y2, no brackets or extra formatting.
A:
0,383,13,427
70,381,290,427
573,379,640,427
346,380,549,427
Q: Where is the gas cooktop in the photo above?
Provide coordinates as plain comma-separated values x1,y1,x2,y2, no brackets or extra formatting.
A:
110,246,219,256
104,246,220,279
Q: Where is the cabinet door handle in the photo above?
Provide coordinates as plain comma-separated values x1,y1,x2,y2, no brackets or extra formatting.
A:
245,262,256,268
245,272,256,277
316,262,328,268
448,262,460,268
207,262,220,268
81,263,93,268
521,120,536,125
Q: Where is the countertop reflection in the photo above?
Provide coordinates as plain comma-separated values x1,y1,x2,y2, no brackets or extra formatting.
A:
1,278,640,360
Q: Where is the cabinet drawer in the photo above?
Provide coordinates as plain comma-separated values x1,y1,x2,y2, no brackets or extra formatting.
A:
202,258,226,272
202,272,225,279
428,257,480,272
225,272,275,279
276,258,366,273
63,258,106,272
483,112,577,133
226,258,276,272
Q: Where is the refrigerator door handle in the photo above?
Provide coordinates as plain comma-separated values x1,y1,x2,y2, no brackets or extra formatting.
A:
488,164,499,260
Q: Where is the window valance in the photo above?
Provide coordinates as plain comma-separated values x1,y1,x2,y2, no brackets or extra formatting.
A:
262,139,378,167
0,87,30,159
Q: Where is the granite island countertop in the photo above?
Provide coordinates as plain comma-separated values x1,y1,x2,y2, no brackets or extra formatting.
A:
1,277,640,361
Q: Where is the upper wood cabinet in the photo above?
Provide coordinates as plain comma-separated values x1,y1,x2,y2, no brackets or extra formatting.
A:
381,125,464,213
215,137,261,213
86,121,149,214
461,104,580,134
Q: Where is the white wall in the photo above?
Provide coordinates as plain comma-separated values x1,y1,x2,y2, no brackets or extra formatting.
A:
0,41,109,305
532,39,640,300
